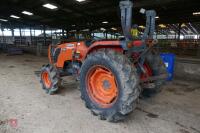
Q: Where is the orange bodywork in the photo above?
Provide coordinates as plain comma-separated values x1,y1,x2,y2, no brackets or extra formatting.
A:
48,40,121,68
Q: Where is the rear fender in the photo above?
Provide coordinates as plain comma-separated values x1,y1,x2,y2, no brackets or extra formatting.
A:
83,41,123,59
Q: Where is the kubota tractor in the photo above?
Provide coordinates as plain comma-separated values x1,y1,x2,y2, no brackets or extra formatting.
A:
40,0,167,122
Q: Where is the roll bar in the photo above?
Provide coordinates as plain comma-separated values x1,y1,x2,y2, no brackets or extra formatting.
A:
120,0,157,41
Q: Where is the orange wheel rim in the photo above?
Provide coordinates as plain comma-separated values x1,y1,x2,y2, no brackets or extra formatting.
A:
86,66,118,108
42,71,51,88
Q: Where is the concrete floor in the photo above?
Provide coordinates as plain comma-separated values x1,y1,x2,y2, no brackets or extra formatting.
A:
0,53,200,133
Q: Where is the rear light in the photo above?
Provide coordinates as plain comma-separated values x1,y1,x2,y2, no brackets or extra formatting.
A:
132,40,143,47
127,40,143,48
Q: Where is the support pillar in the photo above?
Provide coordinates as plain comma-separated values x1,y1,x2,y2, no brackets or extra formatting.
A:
11,27,14,44
105,31,108,39
43,25,46,46
62,29,64,37
178,23,181,40
33,28,36,46
19,27,22,46
197,34,200,57
30,27,32,46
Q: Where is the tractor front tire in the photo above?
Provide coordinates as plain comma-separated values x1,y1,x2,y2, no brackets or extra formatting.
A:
80,49,140,122
40,64,60,95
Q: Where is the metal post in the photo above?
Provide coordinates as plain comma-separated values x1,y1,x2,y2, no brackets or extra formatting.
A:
2,28,5,43
77,30,80,40
19,27,22,46
11,27,14,37
197,34,200,57
175,33,177,40
178,23,181,40
43,25,46,46
62,29,64,37
51,29,53,43
30,27,32,46
66,30,69,39
197,43,200,57
55,30,57,38
156,32,157,39
0,24,2,43
11,27,14,44
33,28,36,46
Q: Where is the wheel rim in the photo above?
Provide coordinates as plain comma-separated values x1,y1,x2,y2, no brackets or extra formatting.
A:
86,66,118,108
42,71,52,88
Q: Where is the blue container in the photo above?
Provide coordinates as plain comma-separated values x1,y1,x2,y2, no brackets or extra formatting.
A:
160,53,175,81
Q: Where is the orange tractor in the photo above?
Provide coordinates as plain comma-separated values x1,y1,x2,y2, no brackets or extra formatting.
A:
40,0,167,122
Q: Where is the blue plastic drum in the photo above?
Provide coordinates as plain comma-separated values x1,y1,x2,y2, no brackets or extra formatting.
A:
160,53,175,81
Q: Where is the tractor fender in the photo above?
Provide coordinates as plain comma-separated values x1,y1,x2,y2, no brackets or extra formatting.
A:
83,40,123,59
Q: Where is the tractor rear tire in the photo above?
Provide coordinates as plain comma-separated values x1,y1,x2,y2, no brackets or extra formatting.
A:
40,64,60,95
142,50,167,97
80,49,140,122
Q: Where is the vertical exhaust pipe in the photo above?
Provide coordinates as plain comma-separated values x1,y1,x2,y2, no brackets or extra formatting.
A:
143,10,156,40
120,0,133,41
